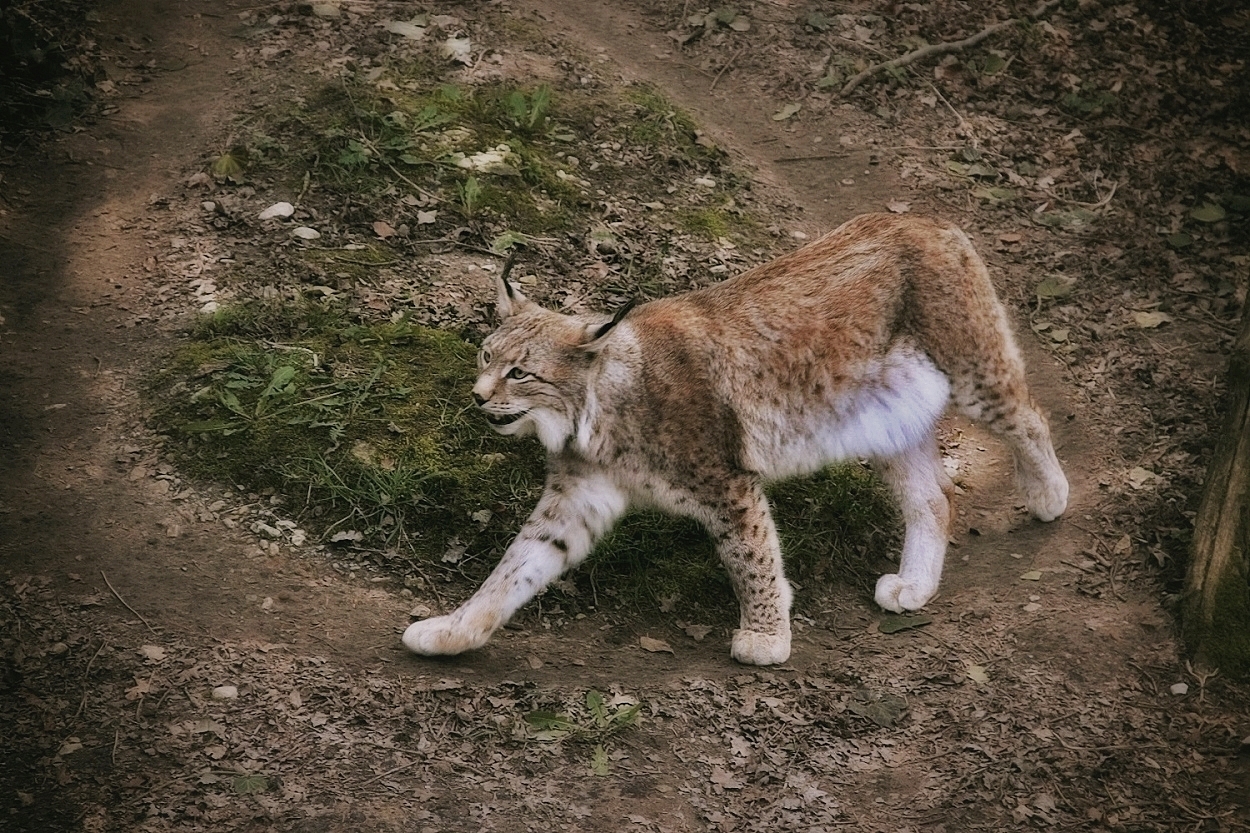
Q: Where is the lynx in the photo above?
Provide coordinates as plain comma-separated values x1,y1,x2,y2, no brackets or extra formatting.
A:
402,213,1068,665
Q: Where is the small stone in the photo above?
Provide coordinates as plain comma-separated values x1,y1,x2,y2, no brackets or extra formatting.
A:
258,201,295,220
409,603,432,619
292,226,320,240
49,642,69,656
1169,682,1188,696
212,685,239,700
201,201,217,213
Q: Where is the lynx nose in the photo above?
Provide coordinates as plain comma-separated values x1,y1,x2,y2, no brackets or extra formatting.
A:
472,392,487,407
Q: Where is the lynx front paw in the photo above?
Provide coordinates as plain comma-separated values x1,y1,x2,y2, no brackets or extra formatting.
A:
874,574,936,613
730,628,791,666
402,615,486,656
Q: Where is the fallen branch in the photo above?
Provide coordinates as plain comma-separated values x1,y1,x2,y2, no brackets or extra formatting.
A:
840,0,1063,97
73,640,108,719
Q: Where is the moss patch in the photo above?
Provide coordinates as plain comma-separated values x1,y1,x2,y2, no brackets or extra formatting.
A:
151,300,545,574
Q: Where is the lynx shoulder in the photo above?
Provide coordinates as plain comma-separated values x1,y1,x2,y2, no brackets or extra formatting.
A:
402,213,1068,665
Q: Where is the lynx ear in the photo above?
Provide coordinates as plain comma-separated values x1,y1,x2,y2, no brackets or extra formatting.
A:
494,252,527,319
582,298,637,349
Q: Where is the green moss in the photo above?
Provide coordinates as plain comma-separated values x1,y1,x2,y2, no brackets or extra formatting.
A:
151,301,545,571
622,87,710,159
677,208,731,239
582,465,898,617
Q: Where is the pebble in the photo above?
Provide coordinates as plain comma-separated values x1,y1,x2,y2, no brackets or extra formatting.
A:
212,685,239,700
292,226,320,240
258,201,295,220
1169,682,1188,696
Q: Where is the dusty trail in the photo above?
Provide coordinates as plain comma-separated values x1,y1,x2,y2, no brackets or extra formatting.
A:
0,0,366,652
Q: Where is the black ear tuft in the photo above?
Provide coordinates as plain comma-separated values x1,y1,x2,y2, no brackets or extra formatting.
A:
499,252,518,300
494,252,528,319
590,297,638,342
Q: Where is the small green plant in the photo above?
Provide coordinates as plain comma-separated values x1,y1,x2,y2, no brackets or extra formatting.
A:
503,84,552,133
1061,85,1118,116
523,690,641,774
458,174,484,217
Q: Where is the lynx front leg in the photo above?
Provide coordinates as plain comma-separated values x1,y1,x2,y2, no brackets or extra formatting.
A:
402,471,626,656
705,481,793,666
873,438,955,613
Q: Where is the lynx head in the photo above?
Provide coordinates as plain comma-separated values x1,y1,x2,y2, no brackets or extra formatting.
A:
472,274,634,452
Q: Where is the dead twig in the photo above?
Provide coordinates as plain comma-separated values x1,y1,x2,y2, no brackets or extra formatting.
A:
840,0,1063,96
73,640,109,719
101,570,158,634
710,47,746,91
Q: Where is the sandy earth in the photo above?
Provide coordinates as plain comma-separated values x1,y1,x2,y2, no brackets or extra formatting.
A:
1,1,1247,831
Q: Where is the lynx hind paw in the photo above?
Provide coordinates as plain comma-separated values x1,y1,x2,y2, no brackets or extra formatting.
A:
402,615,485,656
731,628,792,666
1022,471,1069,523
874,574,936,613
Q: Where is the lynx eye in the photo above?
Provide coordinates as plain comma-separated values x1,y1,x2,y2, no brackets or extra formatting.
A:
505,367,532,381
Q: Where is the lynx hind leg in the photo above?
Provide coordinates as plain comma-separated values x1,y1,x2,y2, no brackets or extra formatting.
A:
950,365,1068,522
707,482,793,666
873,439,955,613
1003,404,1068,521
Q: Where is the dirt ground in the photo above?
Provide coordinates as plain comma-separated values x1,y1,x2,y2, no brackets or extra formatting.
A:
2,0,1248,831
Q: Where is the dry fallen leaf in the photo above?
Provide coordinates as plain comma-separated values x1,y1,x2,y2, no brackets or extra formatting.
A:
138,644,166,662
639,636,674,654
772,102,802,121
1132,310,1173,329
683,623,712,642
1128,466,1163,489
372,220,397,239
442,36,472,64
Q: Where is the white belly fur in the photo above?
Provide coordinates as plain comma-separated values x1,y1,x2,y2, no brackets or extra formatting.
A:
740,344,950,479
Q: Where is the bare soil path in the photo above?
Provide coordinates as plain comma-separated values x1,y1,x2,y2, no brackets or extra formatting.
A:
1,1,1247,831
